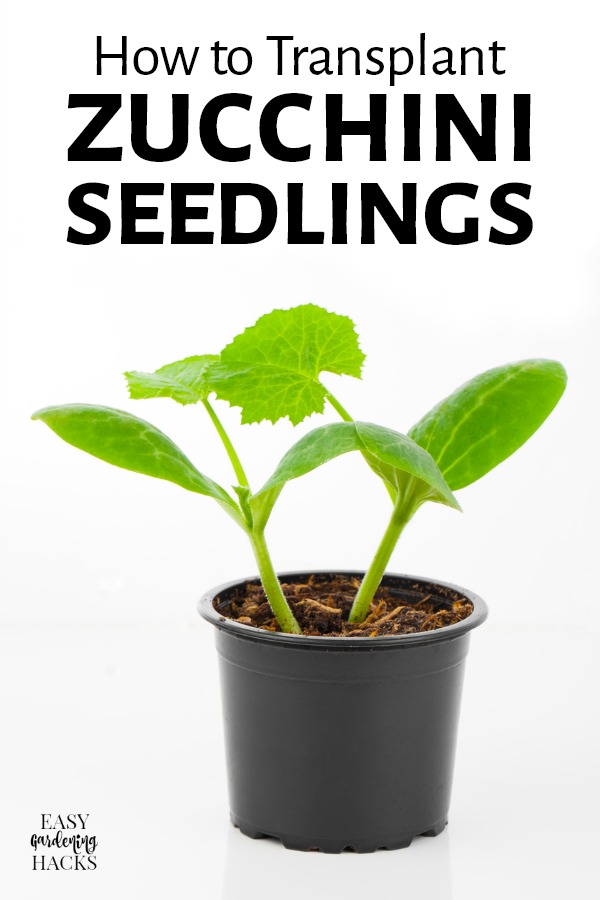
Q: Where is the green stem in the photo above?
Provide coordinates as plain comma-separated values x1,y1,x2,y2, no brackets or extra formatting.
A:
323,390,354,423
250,530,302,634
202,400,302,634
202,398,249,487
348,498,415,623
202,399,298,633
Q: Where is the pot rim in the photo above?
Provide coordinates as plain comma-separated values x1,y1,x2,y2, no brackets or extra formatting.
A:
198,570,488,649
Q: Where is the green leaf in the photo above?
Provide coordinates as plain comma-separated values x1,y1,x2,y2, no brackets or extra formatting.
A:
251,421,459,529
125,355,219,405
209,304,365,425
31,404,242,520
409,359,567,491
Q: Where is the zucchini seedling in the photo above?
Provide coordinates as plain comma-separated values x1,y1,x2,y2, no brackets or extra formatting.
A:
32,305,566,634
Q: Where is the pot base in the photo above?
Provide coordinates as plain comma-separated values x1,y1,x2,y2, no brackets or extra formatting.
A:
232,814,448,854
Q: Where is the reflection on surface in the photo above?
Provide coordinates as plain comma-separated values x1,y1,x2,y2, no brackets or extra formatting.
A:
221,822,453,900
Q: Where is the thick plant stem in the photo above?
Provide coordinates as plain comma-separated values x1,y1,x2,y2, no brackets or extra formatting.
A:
202,400,298,633
348,500,415,624
202,398,249,487
250,530,302,634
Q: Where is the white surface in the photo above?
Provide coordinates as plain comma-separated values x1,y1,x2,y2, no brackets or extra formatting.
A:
1,0,599,895
1,621,598,899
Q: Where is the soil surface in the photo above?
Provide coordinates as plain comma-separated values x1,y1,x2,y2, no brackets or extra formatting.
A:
214,574,473,637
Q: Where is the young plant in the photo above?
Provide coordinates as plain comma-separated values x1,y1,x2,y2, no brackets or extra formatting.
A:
209,305,567,622
32,305,566,634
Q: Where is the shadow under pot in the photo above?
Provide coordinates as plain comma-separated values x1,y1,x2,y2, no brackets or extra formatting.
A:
199,571,488,854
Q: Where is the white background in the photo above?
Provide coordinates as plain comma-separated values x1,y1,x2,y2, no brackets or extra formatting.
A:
0,1,598,897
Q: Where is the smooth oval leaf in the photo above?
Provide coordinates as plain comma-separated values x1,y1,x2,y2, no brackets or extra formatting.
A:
409,359,567,490
32,404,239,514
251,421,459,529
125,355,219,405
209,304,365,425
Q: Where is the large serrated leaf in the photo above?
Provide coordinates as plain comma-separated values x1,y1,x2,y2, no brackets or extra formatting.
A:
125,355,219,405
251,421,459,529
409,359,567,490
32,404,241,519
209,305,365,425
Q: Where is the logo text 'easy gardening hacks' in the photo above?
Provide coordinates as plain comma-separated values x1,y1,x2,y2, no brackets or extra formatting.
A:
30,813,97,871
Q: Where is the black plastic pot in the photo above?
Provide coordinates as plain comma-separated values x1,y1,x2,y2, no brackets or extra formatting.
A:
199,571,488,853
